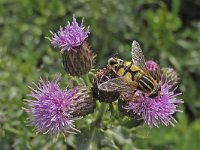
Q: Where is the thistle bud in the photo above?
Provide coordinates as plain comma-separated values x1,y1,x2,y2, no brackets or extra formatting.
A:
145,60,161,80
161,67,179,85
92,67,120,103
71,87,95,117
62,41,95,76
145,60,158,72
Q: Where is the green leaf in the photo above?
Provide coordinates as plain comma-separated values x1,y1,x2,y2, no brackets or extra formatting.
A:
77,127,97,150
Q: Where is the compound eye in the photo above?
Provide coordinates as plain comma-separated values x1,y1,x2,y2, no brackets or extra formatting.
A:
119,59,123,63
108,59,118,66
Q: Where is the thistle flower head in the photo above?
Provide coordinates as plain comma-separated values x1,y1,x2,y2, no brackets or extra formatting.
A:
145,60,158,72
24,76,80,139
48,16,94,76
123,81,183,127
49,16,90,53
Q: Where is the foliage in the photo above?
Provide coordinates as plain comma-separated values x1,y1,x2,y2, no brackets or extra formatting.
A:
0,0,200,149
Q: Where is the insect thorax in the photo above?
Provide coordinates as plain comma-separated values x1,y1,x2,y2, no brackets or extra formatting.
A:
114,61,142,83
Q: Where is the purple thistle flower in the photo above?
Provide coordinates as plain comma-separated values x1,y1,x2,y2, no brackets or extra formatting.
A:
47,15,95,76
24,76,80,140
124,81,183,127
145,60,158,72
49,16,90,53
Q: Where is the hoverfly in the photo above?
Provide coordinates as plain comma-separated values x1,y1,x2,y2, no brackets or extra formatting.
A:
98,40,161,98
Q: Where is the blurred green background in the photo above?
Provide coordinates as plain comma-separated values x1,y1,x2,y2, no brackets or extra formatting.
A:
0,0,200,149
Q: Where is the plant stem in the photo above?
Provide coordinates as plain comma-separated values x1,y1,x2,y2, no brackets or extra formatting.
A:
94,103,107,127
82,74,92,87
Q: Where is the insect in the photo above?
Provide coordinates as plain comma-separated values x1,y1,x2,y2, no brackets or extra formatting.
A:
98,40,161,98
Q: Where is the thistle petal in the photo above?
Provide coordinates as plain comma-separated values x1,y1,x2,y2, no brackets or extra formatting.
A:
48,16,90,53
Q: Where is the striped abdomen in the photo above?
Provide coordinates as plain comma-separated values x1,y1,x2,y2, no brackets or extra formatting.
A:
138,75,156,93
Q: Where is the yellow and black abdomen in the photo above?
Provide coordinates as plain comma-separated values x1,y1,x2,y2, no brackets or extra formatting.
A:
138,75,155,93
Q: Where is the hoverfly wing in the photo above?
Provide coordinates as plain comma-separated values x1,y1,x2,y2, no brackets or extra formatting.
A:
98,77,133,92
131,40,149,73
